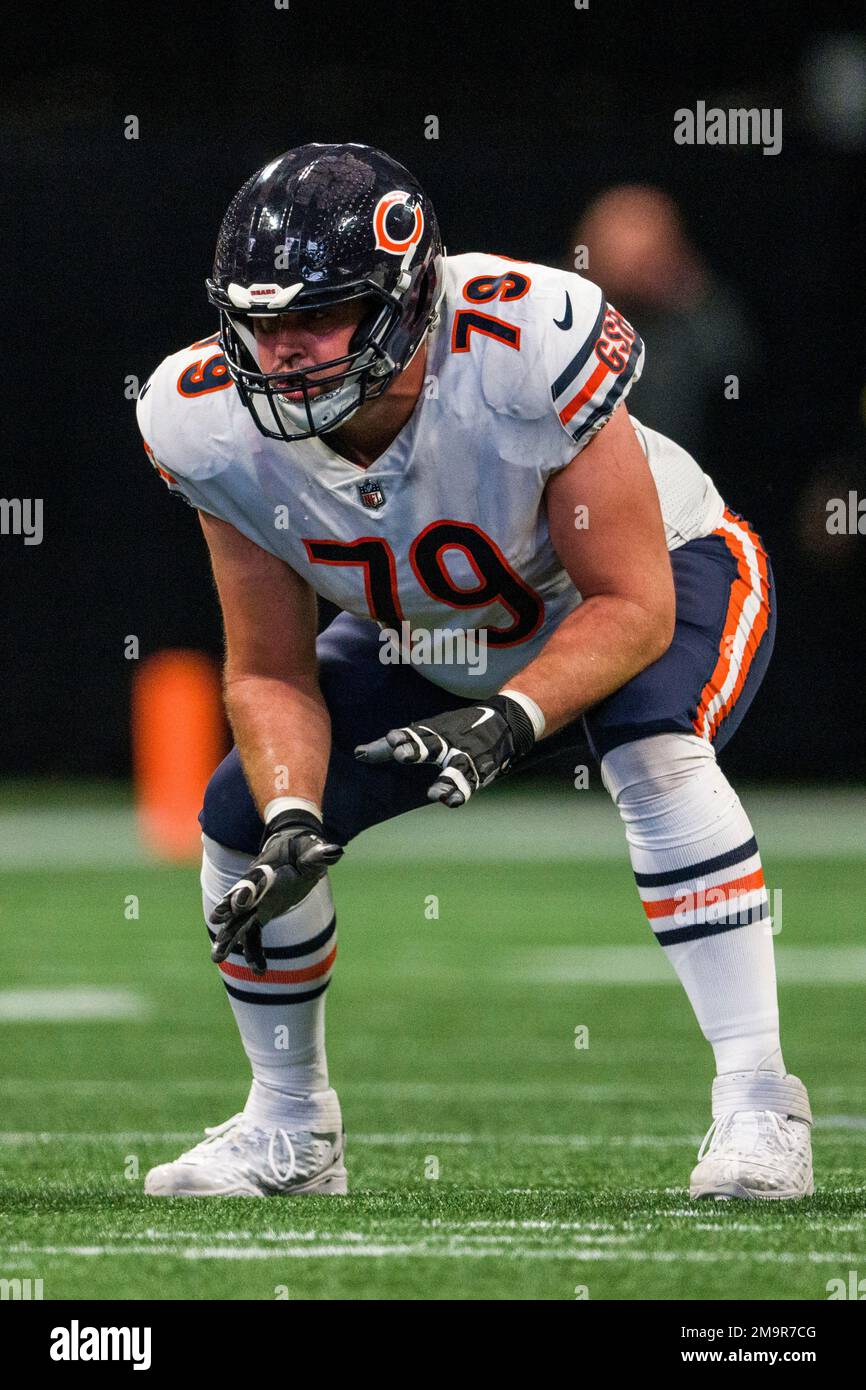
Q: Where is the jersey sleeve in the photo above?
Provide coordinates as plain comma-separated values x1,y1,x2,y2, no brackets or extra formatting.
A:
134,342,233,515
447,256,646,477
542,273,645,460
138,431,197,507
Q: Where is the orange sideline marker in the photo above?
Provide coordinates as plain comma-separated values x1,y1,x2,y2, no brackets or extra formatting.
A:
132,649,226,859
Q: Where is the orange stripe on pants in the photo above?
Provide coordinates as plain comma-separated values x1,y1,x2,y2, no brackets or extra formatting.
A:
693,511,770,742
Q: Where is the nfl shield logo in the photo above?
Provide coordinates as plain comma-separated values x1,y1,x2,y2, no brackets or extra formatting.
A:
359,479,386,509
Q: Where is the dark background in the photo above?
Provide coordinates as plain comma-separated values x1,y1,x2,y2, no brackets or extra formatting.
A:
2,0,864,782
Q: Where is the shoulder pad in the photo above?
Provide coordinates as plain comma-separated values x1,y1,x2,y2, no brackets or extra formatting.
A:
135,334,240,493
442,255,641,444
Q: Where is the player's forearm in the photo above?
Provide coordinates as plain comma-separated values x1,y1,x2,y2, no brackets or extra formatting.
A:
223,672,331,817
503,594,673,737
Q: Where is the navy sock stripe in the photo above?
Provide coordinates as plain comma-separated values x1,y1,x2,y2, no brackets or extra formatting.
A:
655,899,769,946
206,914,336,961
634,836,759,889
221,978,331,1006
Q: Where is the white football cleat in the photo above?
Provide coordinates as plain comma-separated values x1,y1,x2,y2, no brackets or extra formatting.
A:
690,1070,814,1200
144,1114,348,1197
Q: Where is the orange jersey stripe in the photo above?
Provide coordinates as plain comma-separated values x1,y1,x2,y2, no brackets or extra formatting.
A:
558,359,608,426
218,943,337,986
642,868,766,920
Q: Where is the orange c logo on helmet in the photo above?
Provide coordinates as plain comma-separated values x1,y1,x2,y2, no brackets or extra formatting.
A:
373,191,424,255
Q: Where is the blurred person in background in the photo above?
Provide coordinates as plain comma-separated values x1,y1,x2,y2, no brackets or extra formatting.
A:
570,185,756,462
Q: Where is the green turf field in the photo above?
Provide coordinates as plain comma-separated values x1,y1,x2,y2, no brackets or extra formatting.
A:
0,783,864,1301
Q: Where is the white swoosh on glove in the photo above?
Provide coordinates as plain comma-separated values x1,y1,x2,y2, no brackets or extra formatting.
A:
469,706,496,729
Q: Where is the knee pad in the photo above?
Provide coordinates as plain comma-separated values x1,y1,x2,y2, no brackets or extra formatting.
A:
600,732,741,846
201,835,253,919
199,748,263,856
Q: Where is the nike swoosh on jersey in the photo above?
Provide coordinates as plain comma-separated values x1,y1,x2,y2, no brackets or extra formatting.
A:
469,706,496,728
553,292,573,331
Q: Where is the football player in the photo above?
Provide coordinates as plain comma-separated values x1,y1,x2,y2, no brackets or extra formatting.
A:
137,143,812,1200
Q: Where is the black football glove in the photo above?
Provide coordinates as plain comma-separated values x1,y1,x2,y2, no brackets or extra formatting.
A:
354,695,536,807
209,810,343,975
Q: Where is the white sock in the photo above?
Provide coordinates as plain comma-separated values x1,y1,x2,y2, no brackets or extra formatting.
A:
201,834,342,1131
601,733,784,1077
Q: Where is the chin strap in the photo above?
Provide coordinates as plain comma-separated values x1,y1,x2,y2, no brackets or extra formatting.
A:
427,248,448,330
227,311,262,369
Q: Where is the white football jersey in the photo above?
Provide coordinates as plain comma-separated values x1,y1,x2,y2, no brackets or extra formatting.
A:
137,253,724,697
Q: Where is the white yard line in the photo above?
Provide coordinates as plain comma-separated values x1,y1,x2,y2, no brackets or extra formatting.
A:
0,790,864,867
504,945,866,986
80,1226,622,1243
0,1239,861,1263
0,1130,696,1147
3,1078,866,1102
0,810,149,867
0,989,150,1021
0,1123,861,1146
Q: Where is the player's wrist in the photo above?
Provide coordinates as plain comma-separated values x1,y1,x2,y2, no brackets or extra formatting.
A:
487,691,542,760
497,689,546,750
263,795,324,825
261,797,325,851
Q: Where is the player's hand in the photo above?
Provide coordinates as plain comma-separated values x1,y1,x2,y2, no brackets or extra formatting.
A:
209,811,343,974
354,695,536,807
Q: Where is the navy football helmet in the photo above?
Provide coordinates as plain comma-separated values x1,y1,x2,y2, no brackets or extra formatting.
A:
206,143,445,441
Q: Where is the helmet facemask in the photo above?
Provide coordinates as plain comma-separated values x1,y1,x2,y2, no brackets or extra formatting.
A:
213,285,406,442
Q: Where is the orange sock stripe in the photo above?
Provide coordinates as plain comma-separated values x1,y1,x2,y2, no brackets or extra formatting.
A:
218,943,337,986
642,868,766,920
